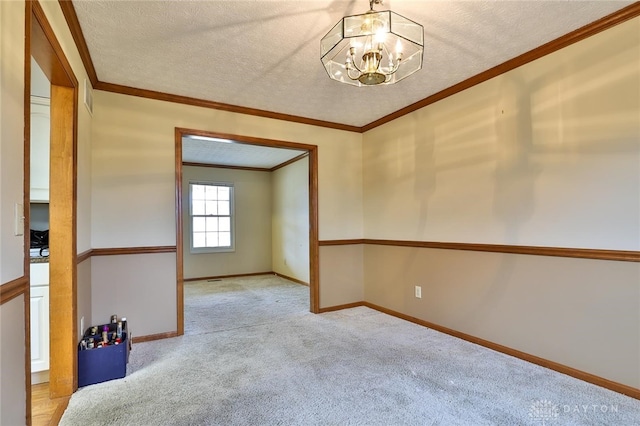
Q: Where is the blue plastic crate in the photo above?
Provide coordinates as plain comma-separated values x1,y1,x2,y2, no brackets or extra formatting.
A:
78,326,129,387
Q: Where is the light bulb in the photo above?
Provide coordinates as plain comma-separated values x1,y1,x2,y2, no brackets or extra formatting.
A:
362,18,371,33
395,39,403,54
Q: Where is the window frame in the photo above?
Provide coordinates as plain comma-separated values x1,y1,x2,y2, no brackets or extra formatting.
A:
188,181,235,254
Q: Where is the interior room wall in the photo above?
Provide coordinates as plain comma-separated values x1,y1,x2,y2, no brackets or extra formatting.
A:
91,253,176,336
319,244,364,308
0,0,27,423
92,93,363,246
29,72,50,204
182,165,272,280
76,78,93,256
30,57,50,98
362,17,640,388
91,89,363,329
363,18,639,250
0,296,26,425
0,0,25,284
272,156,310,283
77,259,92,339
365,245,640,388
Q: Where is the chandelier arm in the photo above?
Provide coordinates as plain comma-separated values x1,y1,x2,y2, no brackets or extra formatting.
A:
347,51,365,74
378,41,403,76
385,57,402,76
346,68,363,81
349,61,365,75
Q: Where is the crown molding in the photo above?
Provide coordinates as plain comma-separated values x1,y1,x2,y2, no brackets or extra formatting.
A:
58,0,98,86
94,81,363,133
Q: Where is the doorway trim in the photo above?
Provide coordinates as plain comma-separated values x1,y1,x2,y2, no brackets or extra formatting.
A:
174,128,320,334
26,0,79,406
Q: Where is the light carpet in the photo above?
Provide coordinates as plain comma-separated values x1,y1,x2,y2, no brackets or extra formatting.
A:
60,274,640,425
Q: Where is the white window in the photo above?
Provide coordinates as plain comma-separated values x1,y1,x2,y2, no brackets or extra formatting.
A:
189,182,234,253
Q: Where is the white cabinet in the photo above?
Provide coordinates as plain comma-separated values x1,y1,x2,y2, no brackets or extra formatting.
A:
30,96,50,203
30,262,50,384
30,285,50,377
31,262,49,286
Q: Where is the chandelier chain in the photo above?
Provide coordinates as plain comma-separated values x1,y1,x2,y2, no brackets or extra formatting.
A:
369,0,383,11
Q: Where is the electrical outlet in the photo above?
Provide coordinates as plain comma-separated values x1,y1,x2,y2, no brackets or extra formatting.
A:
415,286,422,299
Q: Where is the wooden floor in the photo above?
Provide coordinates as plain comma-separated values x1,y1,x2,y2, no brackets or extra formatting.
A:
31,383,69,426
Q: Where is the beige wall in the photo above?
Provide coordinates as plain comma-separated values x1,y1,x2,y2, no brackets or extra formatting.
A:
183,166,272,279
1,1,27,423
91,253,176,336
361,17,640,388
92,92,363,247
363,17,639,251
319,245,364,308
0,296,26,425
77,259,92,339
0,0,26,284
364,245,640,388
272,157,310,283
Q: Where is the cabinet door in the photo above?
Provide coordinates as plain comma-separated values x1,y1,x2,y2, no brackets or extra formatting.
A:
30,286,50,373
30,98,50,202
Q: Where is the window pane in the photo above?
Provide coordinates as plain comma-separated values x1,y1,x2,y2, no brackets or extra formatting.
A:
206,232,218,247
206,217,218,231
193,233,206,248
218,200,229,216
218,186,230,200
219,232,231,247
192,184,205,200
193,217,206,232
205,185,218,200
192,200,205,215
219,217,230,232
205,200,217,215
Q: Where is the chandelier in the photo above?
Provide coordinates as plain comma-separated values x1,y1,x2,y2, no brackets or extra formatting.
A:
321,0,424,86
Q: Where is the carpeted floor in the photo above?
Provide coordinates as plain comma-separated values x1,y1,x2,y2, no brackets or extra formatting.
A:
61,274,640,425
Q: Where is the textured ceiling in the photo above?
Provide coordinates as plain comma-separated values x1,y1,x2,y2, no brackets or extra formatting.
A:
182,136,306,169
71,0,633,128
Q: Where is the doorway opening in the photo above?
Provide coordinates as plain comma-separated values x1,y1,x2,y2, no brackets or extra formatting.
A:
174,128,319,335
26,1,79,420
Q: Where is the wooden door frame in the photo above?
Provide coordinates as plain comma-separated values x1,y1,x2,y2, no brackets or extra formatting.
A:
174,128,320,335
25,0,78,409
